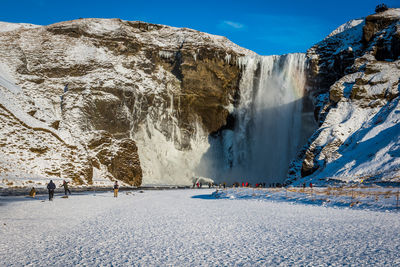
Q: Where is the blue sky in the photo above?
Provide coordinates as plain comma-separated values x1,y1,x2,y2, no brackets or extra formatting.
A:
1,0,399,55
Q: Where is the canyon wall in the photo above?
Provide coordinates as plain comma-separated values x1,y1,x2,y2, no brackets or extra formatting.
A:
0,19,253,187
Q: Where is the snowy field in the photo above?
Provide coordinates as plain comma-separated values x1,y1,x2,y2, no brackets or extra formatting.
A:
1,189,400,266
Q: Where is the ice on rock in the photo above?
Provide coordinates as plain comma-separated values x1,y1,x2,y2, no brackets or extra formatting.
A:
224,53,232,64
158,50,175,59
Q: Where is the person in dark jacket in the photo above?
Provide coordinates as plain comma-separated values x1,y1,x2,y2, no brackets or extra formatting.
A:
114,181,119,197
47,180,56,201
61,180,71,195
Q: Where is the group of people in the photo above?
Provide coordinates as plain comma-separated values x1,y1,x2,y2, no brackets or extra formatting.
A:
194,181,297,189
29,180,121,201
29,180,73,200
29,180,71,200
46,180,71,200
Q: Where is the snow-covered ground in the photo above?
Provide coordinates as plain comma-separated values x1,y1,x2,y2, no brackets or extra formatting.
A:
1,189,400,266
215,187,400,212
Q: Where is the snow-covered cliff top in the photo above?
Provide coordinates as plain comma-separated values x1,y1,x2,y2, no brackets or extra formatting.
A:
369,8,400,20
0,18,255,57
326,19,364,39
0,21,39,32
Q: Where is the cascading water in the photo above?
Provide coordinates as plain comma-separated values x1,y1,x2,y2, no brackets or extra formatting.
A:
202,53,310,184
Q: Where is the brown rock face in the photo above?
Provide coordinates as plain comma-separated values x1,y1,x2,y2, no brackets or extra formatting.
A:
158,49,242,137
109,139,142,186
363,10,400,62
88,131,142,186
363,10,400,43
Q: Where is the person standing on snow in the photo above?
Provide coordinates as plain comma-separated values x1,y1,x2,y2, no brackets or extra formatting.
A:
61,180,71,196
114,181,119,197
29,187,36,198
47,180,56,201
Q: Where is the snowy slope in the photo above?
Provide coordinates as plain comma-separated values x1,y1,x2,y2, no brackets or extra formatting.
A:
0,21,39,32
288,8,400,185
0,77,92,188
325,19,364,39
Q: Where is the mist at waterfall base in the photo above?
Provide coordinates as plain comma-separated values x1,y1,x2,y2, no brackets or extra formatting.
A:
196,54,316,185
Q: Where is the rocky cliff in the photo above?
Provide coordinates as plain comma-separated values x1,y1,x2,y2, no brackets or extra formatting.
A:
287,8,400,185
0,18,253,187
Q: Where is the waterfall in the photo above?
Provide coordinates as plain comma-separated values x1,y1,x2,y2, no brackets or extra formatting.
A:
205,53,309,184
132,52,312,186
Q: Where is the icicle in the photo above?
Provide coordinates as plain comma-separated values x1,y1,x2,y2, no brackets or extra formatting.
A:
159,50,175,59
224,53,232,64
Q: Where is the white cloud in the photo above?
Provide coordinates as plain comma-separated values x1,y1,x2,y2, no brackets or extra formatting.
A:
219,20,246,30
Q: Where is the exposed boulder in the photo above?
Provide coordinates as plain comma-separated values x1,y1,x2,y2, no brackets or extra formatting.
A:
363,8,400,43
88,131,142,186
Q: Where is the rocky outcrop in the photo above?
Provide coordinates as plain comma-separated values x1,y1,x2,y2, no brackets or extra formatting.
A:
0,18,253,187
287,8,400,185
87,131,142,186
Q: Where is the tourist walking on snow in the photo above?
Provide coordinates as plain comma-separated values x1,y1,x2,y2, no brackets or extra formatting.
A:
114,181,119,197
47,180,56,201
61,180,71,195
